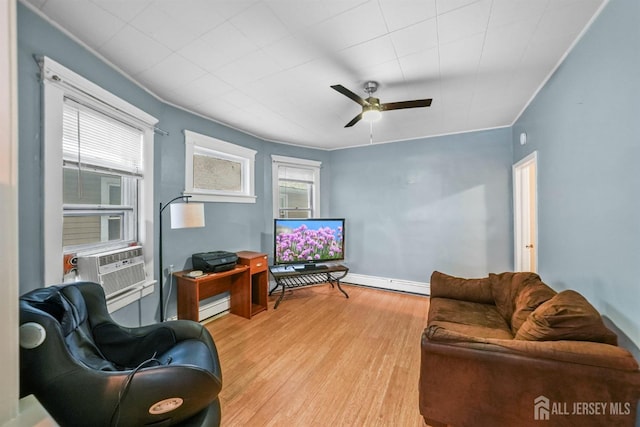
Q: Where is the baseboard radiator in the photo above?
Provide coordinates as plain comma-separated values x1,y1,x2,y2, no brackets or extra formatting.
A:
168,296,231,322
343,273,430,295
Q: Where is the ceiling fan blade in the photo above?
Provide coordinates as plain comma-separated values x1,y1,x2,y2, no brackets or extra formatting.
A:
331,84,368,106
381,99,432,111
344,113,363,127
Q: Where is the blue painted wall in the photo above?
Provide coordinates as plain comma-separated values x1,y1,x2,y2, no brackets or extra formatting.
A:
513,0,640,348
329,128,514,282
16,3,330,324
17,0,514,326
16,3,514,314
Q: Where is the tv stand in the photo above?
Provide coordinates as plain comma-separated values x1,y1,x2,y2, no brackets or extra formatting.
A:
293,263,329,271
268,264,349,309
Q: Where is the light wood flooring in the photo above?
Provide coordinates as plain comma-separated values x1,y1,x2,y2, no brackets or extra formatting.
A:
204,283,430,427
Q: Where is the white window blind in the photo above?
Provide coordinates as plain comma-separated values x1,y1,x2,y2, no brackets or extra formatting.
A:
63,98,144,176
278,165,315,182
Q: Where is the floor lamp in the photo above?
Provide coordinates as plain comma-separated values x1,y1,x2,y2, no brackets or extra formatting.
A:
159,195,205,322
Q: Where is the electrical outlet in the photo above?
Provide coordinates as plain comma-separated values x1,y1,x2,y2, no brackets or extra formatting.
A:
168,264,174,273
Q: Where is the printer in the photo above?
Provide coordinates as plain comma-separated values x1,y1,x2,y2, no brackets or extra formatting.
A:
192,251,238,273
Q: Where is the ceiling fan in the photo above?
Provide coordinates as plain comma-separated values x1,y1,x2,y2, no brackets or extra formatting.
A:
331,81,432,128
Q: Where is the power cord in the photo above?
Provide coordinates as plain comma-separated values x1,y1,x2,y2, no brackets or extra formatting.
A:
110,353,163,427
163,265,174,320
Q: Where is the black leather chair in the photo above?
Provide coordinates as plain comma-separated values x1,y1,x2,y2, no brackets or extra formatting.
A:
19,282,222,427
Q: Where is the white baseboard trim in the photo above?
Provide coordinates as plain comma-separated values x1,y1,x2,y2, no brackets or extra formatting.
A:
343,273,430,295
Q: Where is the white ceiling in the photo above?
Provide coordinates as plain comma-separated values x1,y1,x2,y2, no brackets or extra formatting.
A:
23,0,606,150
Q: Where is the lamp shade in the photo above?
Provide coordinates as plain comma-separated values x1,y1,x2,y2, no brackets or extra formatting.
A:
170,203,205,229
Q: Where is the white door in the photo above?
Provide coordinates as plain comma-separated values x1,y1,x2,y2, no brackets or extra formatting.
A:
513,152,538,272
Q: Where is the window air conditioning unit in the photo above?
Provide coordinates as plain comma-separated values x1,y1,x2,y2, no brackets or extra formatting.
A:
77,246,147,298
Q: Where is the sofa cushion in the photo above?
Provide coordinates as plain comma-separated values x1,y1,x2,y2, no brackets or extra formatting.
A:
515,290,618,345
489,272,544,324
510,280,557,334
430,271,494,304
428,298,513,340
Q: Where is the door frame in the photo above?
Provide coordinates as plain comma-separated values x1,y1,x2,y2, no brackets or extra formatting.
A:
513,151,538,272
1,0,19,421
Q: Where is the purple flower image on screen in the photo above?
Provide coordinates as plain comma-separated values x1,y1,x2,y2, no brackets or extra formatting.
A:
275,221,344,263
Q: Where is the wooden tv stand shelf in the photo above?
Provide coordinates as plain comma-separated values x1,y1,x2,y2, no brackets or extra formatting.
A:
268,264,349,309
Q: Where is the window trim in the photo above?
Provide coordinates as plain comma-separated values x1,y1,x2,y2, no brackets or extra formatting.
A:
271,155,321,218
41,56,157,285
184,130,257,203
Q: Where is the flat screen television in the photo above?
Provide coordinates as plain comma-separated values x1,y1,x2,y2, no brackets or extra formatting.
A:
274,218,345,265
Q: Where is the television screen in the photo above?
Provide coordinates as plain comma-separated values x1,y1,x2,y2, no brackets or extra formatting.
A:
274,218,345,265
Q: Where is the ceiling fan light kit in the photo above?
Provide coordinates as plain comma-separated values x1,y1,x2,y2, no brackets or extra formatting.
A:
362,105,382,122
331,81,433,128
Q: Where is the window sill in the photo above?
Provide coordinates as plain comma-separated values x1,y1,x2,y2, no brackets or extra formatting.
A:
183,192,257,204
106,280,155,313
4,395,56,427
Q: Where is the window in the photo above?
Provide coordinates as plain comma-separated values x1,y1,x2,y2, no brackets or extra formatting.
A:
62,169,135,247
41,56,157,285
61,99,141,250
184,130,256,203
272,155,321,218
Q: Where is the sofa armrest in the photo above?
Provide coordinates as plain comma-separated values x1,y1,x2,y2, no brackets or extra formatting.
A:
430,271,494,304
420,334,640,427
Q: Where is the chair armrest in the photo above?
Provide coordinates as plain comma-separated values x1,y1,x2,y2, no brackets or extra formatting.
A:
119,364,222,425
19,303,109,397
34,364,221,427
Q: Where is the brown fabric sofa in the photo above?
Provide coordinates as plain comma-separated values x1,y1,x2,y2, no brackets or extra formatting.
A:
419,271,640,427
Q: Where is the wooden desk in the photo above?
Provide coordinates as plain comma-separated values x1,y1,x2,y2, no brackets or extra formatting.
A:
236,251,269,317
175,265,250,321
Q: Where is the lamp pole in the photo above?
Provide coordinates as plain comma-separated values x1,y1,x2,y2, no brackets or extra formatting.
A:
158,195,192,322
